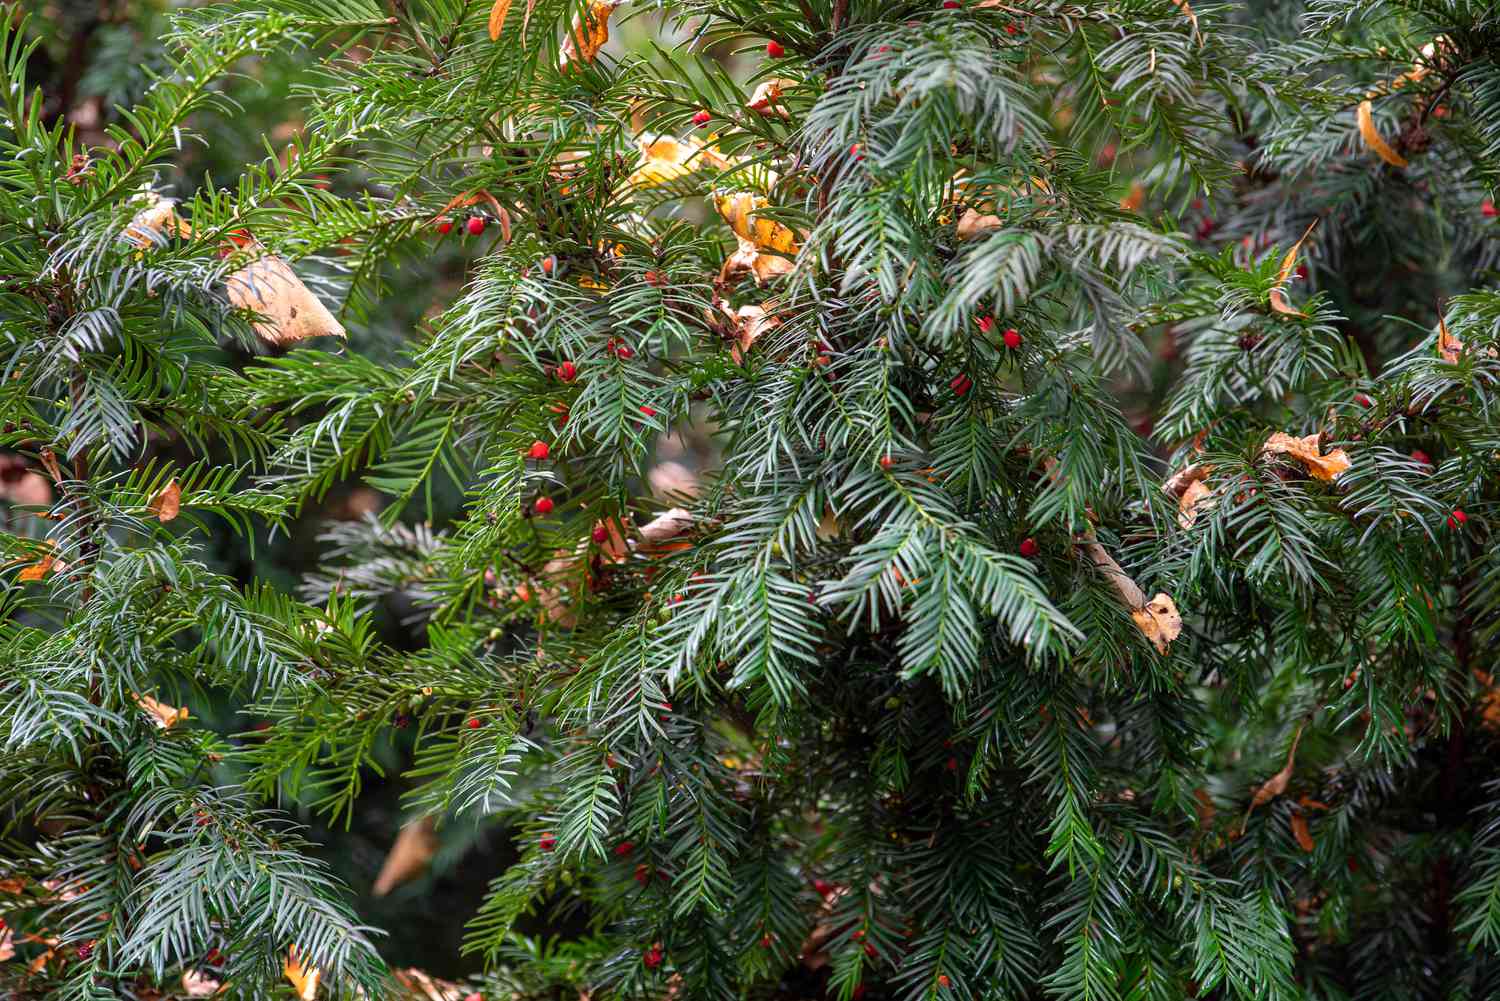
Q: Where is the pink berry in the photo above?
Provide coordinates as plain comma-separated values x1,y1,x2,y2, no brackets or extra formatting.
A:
593,524,609,543
693,110,711,126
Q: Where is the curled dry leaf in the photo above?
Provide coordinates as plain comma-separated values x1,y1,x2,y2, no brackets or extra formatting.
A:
487,0,513,40
1261,431,1350,482
284,946,320,1001
124,193,192,247
394,967,468,1001
1130,592,1182,655
559,0,616,70
1243,722,1305,830
1438,310,1463,363
746,78,795,118
226,241,347,346
1357,100,1407,168
1177,478,1214,529
149,479,181,523
1289,811,1315,852
720,239,795,285
181,970,222,997
715,191,798,256
956,206,1003,240
133,693,189,730
18,549,57,582
625,135,732,190
724,303,781,363
1268,221,1316,317
373,816,439,897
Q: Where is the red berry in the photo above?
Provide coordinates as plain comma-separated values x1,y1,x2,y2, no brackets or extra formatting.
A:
692,110,711,126
977,315,995,333
760,934,773,947
850,143,863,160
556,360,577,382
880,456,893,470
852,988,866,1000
938,974,951,987
539,832,557,852
1005,21,1018,33
1485,200,1498,218
1449,509,1468,528
615,841,634,856
945,756,958,771
864,942,877,957
639,404,657,417
950,373,972,397
943,1,960,7
435,218,453,235
1411,449,1432,466
766,40,785,58
615,343,634,359
634,864,650,885
466,216,486,236
851,929,864,940
593,524,610,543
528,440,550,460
813,879,834,897
534,496,554,515
643,946,663,969
541,255,556,274
1019,537,1039,557
1003,328,1022,350
1354,393,1373,408
467,718,482,729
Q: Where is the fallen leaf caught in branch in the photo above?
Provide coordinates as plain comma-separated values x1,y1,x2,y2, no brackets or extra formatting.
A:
724,303,781,363
955,207,1003,240
1130,593,1182,655
373,817,438,897
1268,221,1316,317
1243,722,1305,831
149,480,181,523
1177,478,1214,529
1289,811,1314,852
1357,100,1407,168
746,78,795,117
284,946,320,1001
226,241,347,346
559,0,616,70
133,693,189,730
487,0,513,40
1261,431,1350,482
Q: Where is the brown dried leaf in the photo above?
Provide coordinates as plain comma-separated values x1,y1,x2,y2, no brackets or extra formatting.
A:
1178,478,1214,529
226,246,347,345
726,303,781,363
149,479,181,523
625,135,731,190
0,924,13,962
488,0,513,40
125,195,192,248
394,968,467,1001
1268,221,1316,317
1261,431,1351,482
284,947,320,1001
1171,0,1199,41
955,206,1003,240
1244,723,1306,829
1129,592,1182,655
1289,811,1315,852
133,693,189,730
559,0,615,70
1357,99,1408,168
373,817,439,897
181,970,222,997
1438,310,1464,364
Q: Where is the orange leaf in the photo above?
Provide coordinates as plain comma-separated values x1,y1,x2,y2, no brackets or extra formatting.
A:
955,207,1003,240
1357,100,1407,168
1289,811,1314,852
488,0,513,40
1243,722,1305,830
1129,592,1182,655
284,946,320,1001
1119,181,1145,213
133,693,189,730
1177,478,1214,529
559,0,615,70
18,551,56,582
1438,309,1463,364
149,479,181,523
1268,221,1316,317
746,78,795,118
725,303,782,364
1261,431,1350,482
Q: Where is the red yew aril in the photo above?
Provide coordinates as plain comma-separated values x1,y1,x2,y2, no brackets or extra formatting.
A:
556,360,577,382
1449,509,1468,529
1003,328,1022,349
466,216,486,236
534,496,554,515
1019,537,1039,557
528,440,550,460
766,40,784,58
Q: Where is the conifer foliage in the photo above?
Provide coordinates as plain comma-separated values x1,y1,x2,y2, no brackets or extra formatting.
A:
6,0,1500,998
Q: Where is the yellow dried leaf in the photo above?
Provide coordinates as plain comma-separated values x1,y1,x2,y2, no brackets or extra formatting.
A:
226,244,347,345
1261,431,1350,482
284,947,320,1001
955,207,1002,240
1289,811,1314,852
625,136,731,190
487,0,513,40
1357,99,1407,168
720,237,794,287
1178,478,1213,529
559,0,615,70
372,817,438,897
149,479,181,523
746,78,795,118
18,550,56,582
715,192,799,255
1129,592,1182,655
1268,221,1316,317
133,693,189,730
